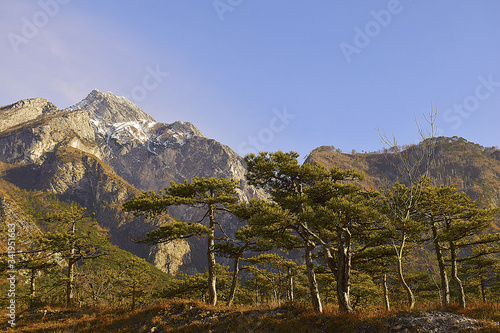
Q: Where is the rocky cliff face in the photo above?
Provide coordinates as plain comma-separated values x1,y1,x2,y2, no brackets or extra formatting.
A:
0,107,99,164
64,90,256,200
0,98,58,133
0,89,262,275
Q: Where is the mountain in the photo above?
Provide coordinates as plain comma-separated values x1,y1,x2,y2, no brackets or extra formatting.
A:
305,137,500,219
0,89,262,275
2,89,498,276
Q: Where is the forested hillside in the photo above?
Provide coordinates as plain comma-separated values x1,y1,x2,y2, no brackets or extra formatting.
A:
306,136,500,217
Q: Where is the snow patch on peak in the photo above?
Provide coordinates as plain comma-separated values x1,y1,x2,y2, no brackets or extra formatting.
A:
109,120,156,144
65,90,204,155
101,120,158,145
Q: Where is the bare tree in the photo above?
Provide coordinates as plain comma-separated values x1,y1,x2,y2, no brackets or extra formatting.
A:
378,107,438,310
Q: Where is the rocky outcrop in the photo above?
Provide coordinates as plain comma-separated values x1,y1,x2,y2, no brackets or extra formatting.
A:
0,108,99,164
3,145,193,275
385,311,488,332
0,98,58,133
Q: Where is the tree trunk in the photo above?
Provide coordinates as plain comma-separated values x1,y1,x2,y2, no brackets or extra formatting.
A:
67,259,75,307
337,227,353,313
226,256,240,306
383,274,391,312
304,240,323,313
324,246,337,276
450,241,465,308
30,268,36,308
394,233,415,310
287,266,294,301
432,223,450,305
207,204,217,306
67,221,77,308
480,276,487,303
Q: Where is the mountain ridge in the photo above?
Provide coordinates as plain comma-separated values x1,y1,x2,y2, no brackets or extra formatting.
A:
305,136,500,212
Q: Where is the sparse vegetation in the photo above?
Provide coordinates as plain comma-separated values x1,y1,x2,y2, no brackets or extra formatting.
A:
3,299,500,332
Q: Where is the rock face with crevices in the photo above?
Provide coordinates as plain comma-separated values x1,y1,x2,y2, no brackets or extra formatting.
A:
0,97,59,133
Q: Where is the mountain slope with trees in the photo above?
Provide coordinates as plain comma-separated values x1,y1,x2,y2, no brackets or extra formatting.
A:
305,137,500,216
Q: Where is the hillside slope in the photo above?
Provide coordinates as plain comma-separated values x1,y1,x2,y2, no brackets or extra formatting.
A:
305,137,500,209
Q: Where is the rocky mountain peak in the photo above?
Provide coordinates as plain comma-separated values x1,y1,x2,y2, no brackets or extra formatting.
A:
1,97,58,113
64,90,205,151
0,97,59,132
167,121,204,138
67,89,156,124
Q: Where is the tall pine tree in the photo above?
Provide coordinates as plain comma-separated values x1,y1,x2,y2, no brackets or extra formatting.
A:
123,177,239,305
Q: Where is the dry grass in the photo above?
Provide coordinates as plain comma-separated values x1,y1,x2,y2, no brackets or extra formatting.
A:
2,300,499,333
453,302,500,332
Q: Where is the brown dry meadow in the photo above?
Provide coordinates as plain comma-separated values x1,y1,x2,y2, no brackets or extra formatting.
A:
2,300,500,332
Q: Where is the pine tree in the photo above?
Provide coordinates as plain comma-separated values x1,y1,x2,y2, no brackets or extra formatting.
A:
418,183,500,308
244,151,329,312
214,219,277,306
17,245,58,308
380,179,428,309
303,167,384,312
37,204,107,307
461,256,500,303
123,176,239,306
245,152,386,312
244,253,297,305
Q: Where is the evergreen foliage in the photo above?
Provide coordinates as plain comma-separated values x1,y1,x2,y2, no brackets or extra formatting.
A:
123,177,240,306
2,146,500,314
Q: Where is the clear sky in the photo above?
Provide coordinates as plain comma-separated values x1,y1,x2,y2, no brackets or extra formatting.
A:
1,1,499,158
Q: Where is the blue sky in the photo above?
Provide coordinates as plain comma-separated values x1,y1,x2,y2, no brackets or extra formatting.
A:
1,1,499,158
